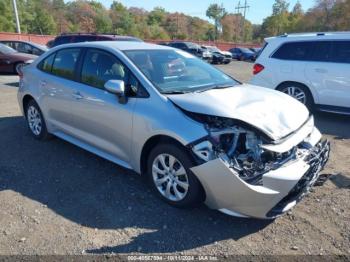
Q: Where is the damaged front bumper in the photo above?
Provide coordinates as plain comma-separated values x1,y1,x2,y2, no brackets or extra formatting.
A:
190,134,330,219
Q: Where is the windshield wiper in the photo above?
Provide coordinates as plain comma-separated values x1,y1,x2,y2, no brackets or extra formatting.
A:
196,84,233,93
161,90,189,95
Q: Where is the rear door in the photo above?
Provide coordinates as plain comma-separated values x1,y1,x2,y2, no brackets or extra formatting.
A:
271,41,313,88
305,41,350,108
38,48,82,133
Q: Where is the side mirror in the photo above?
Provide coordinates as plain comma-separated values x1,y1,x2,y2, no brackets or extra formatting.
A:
104,80,127,104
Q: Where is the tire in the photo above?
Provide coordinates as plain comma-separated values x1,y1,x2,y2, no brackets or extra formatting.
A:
147,143,204,208
14,62,24,74
277,82,314,110
25,100,51,140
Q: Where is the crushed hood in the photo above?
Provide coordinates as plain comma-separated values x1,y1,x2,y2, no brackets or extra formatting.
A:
167,84,310,141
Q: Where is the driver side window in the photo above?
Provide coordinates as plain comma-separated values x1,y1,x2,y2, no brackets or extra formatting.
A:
81,49,146,97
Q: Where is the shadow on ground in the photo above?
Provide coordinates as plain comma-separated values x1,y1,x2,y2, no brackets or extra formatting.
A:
314,111,350,139
0,116,271,253
0,111,348,253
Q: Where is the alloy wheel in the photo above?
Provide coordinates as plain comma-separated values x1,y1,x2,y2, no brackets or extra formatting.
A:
282,86,307,104
152,153,189,202
27,105,42,136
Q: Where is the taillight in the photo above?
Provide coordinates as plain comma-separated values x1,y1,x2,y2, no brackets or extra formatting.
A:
253,63,264,75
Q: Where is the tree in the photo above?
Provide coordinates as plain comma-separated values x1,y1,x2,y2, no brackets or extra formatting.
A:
272,0,289,15
206,3,226,40
0,0,15,32
110,1,137,35
147,7,166,26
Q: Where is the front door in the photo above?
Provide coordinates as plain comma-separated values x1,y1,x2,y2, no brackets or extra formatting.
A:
68,48,137,165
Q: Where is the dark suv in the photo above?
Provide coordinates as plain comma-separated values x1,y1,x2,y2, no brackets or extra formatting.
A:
167,42,203,58
49,33,142,48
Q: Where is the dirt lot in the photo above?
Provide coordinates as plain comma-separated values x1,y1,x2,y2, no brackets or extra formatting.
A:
0,61,349,256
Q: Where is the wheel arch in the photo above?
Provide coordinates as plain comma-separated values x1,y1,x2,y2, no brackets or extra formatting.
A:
276,81,316,104
140,135,190,176
22,94,36,118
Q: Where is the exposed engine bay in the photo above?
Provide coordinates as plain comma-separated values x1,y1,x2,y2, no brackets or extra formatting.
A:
190,114,319,185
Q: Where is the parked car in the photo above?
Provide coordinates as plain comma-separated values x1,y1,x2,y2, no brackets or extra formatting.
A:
250,47,261,54
18,41,330,219
50,33,143,48
251,32,350,114
0,40,48,56
46,40,54,48
202,46,232,64
167,41,203,58
0,43,37,74
229,47,256,61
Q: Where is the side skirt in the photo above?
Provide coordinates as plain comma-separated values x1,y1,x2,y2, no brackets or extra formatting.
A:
53,131,133,170
316,104,350,115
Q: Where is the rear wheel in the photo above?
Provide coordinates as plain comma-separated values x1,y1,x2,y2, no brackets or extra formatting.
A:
277,83,314,110
25,100,51,140
147,143,204,208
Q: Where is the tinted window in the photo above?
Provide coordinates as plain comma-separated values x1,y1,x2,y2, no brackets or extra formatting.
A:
38,53,56,73
74,35,97,43
53,36,69,46
331,41,350,63
311,41,332,62
81,49,128,89
52,48,80,80
272,42,314,61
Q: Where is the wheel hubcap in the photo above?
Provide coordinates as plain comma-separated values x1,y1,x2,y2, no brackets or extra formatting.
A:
27,106,42,136
282,86,307,104
152,154,189,202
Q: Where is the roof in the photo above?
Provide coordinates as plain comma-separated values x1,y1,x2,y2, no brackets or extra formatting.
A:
53,41,173,51
265,31,350,42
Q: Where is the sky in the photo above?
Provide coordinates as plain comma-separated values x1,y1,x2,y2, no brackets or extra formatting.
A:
97,0,316,24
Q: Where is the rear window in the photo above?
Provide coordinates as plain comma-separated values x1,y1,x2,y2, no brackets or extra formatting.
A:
53,36,70,46
38,53,55,73
272,41,314,61
331,41,350,63
51,48,80,80
311,41,332,62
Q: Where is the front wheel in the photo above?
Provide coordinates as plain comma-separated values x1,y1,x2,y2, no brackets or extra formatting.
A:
147,144,204,208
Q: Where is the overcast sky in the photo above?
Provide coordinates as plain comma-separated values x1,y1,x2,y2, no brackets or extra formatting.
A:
96,0,316,24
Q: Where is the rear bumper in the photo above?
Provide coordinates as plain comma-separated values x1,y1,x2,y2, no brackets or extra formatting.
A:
190,139,330,219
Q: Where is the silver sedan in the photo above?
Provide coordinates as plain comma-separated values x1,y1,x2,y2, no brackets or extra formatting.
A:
17,41,330,219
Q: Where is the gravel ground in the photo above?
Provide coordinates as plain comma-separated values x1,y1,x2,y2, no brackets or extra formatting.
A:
0,62,349,256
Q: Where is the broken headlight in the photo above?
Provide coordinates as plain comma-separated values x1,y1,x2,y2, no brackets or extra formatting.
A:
190,115,296,185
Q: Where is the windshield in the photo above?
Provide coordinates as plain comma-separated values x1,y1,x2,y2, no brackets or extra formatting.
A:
240,48,254,54
124,49,238,94
208,46,220,52
0,44,16,54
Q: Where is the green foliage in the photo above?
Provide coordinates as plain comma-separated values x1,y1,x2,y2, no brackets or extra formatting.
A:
2,0,349,43
0,0,16,32
206,3,226,40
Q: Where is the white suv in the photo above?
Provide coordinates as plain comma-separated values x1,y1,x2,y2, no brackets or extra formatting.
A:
251,32,350,114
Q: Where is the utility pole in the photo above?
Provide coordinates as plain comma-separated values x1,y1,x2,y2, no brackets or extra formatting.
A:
12,0,21,33
235,0,249,42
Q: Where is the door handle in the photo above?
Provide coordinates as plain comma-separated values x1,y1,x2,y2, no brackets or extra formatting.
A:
72,91,84,100
315,68,327,74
